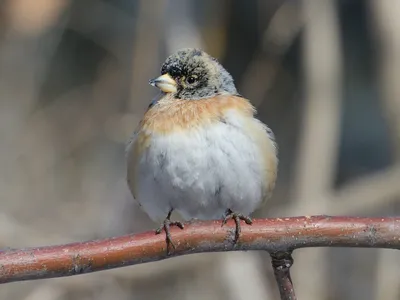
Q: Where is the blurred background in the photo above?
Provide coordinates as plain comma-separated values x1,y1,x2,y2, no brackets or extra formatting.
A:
0,0,399,299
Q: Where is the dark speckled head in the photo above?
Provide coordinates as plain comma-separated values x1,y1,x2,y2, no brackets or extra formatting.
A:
151,48,238,100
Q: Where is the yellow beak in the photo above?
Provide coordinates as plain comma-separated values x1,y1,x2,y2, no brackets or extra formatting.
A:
149,73,177,93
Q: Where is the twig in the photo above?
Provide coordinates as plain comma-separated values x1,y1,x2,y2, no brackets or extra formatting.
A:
0,216,399,284
270,251,296,300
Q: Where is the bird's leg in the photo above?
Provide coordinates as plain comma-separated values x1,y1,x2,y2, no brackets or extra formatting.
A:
155,209,184,254
221,208,253,243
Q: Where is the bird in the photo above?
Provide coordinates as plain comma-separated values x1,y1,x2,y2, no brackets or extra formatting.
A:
126,48,278,253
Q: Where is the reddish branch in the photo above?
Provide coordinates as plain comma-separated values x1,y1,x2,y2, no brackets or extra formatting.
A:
271,251,296,300
0,216,399,284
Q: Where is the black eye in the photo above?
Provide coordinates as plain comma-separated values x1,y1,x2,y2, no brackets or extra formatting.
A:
187,75,197,84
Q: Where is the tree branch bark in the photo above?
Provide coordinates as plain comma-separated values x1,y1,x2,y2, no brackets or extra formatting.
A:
0,216,399,285
271,251,296,300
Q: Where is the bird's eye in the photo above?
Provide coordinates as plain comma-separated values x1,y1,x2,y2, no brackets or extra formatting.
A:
187,75,198,84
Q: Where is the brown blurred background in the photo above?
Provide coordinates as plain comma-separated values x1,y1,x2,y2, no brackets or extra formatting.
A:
0,0,399,299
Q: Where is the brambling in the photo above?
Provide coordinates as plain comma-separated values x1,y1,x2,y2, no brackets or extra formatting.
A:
126,48,278,252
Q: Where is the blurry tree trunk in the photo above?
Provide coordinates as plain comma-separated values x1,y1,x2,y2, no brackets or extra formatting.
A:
371,0,400,160
0,0,70,232
165,0,203,53
291,1,342,299
369,2,400,299
129,0,165,113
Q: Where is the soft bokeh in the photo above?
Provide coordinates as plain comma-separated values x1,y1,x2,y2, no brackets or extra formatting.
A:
0,1,399,299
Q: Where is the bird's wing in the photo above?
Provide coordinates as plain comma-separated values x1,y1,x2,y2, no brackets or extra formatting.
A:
125,93,164,205
125,125,144,207
256,122,278,204
220,95,278,205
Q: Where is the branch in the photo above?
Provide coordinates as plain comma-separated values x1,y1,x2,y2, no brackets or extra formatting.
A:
0,216,399,285
271,251,296,300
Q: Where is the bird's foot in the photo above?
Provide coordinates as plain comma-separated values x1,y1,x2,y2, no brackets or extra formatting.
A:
155,210,184,255
221,209,253,243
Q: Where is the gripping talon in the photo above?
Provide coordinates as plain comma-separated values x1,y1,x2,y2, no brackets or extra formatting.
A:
221,209,253,243
155,210,184,255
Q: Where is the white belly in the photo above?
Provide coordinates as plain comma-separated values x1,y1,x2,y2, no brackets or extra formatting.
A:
135,120,269,222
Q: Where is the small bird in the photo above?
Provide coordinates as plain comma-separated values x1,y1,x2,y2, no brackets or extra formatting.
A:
126,48,278,252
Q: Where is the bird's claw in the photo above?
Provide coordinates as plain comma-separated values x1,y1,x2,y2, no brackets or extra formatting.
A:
221,209,253,243
155,213,184,255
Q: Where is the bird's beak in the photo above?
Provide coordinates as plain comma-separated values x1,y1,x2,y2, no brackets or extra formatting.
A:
149,73,177,93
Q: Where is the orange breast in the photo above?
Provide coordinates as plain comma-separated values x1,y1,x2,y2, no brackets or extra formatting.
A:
139,94,255,135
